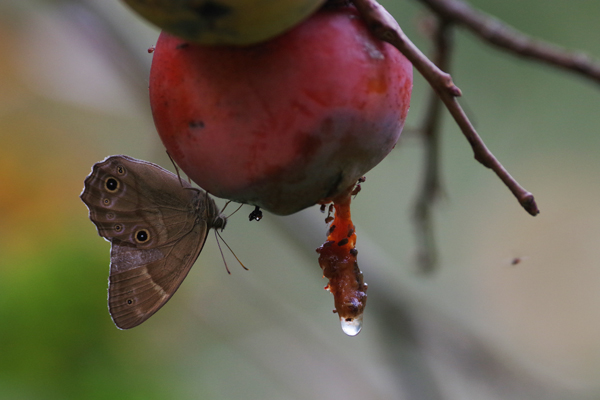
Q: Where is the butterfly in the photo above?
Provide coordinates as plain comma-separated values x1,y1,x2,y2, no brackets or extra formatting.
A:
80,155,226,329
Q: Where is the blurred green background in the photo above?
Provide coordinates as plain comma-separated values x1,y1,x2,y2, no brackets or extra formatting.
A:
1,0,599,399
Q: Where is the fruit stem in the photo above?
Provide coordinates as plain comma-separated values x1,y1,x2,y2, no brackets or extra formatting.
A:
352,0,540,216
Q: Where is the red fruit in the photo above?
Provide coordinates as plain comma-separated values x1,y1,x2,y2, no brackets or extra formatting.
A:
149,5,412,215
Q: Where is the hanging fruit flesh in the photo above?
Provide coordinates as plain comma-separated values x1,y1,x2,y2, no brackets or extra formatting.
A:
317,185,367,336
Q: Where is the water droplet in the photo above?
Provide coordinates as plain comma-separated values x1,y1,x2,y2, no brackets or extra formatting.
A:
340,316,362,336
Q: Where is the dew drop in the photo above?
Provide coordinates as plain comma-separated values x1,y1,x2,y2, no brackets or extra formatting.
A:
340,315,362,336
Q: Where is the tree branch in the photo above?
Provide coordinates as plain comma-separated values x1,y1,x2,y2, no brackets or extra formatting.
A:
412,16,452,273
417,0,600,85
352,0,540,216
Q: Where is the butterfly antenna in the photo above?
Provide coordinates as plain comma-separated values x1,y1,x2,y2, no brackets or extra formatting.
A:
220,200,232,214
226,203,244,219
216,230,249,271
166,150,184,187
214,230,231,274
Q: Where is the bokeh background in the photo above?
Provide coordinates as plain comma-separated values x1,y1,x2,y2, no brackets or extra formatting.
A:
1,0,600,399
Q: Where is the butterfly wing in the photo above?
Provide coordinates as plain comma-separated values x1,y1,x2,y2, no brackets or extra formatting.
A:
80,155,198,245
108,221,209,329
80,155,210,329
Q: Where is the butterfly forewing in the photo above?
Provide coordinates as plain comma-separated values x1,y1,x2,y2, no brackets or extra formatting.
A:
81,155,198,246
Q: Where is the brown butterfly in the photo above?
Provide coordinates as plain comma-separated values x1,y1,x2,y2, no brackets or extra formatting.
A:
80,155,226,329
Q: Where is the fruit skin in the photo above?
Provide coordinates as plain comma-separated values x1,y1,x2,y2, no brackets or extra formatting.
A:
122,0,325,45
150,5,413,215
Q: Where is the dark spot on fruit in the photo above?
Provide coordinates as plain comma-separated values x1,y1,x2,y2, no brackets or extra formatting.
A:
189,120,205,128
189,1,232,20
350,248,358,256
176,42,190,50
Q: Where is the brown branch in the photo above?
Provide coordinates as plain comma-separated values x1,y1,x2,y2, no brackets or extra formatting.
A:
417,17,451,203
352,0,539,216
412,17,453,273
417,0,600,85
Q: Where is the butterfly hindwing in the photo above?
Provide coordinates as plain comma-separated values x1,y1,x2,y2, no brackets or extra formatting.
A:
107,221,209,329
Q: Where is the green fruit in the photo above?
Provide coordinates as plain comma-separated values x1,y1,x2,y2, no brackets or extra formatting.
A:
122,0,326,45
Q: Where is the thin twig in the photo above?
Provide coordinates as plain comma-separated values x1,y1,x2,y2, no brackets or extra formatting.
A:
354,0,462,97
417,0,600,85
352,0,539,216
413,17,453,273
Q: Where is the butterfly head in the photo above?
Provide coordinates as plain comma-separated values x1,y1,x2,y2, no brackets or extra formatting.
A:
212,213,227,231
200,191,227,232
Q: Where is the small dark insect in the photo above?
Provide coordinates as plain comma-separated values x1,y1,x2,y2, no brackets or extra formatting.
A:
507,256,529,266
337,238,349,246
352,176,366,197
324,203,334,223
511,257,528,265
249,206,263,221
